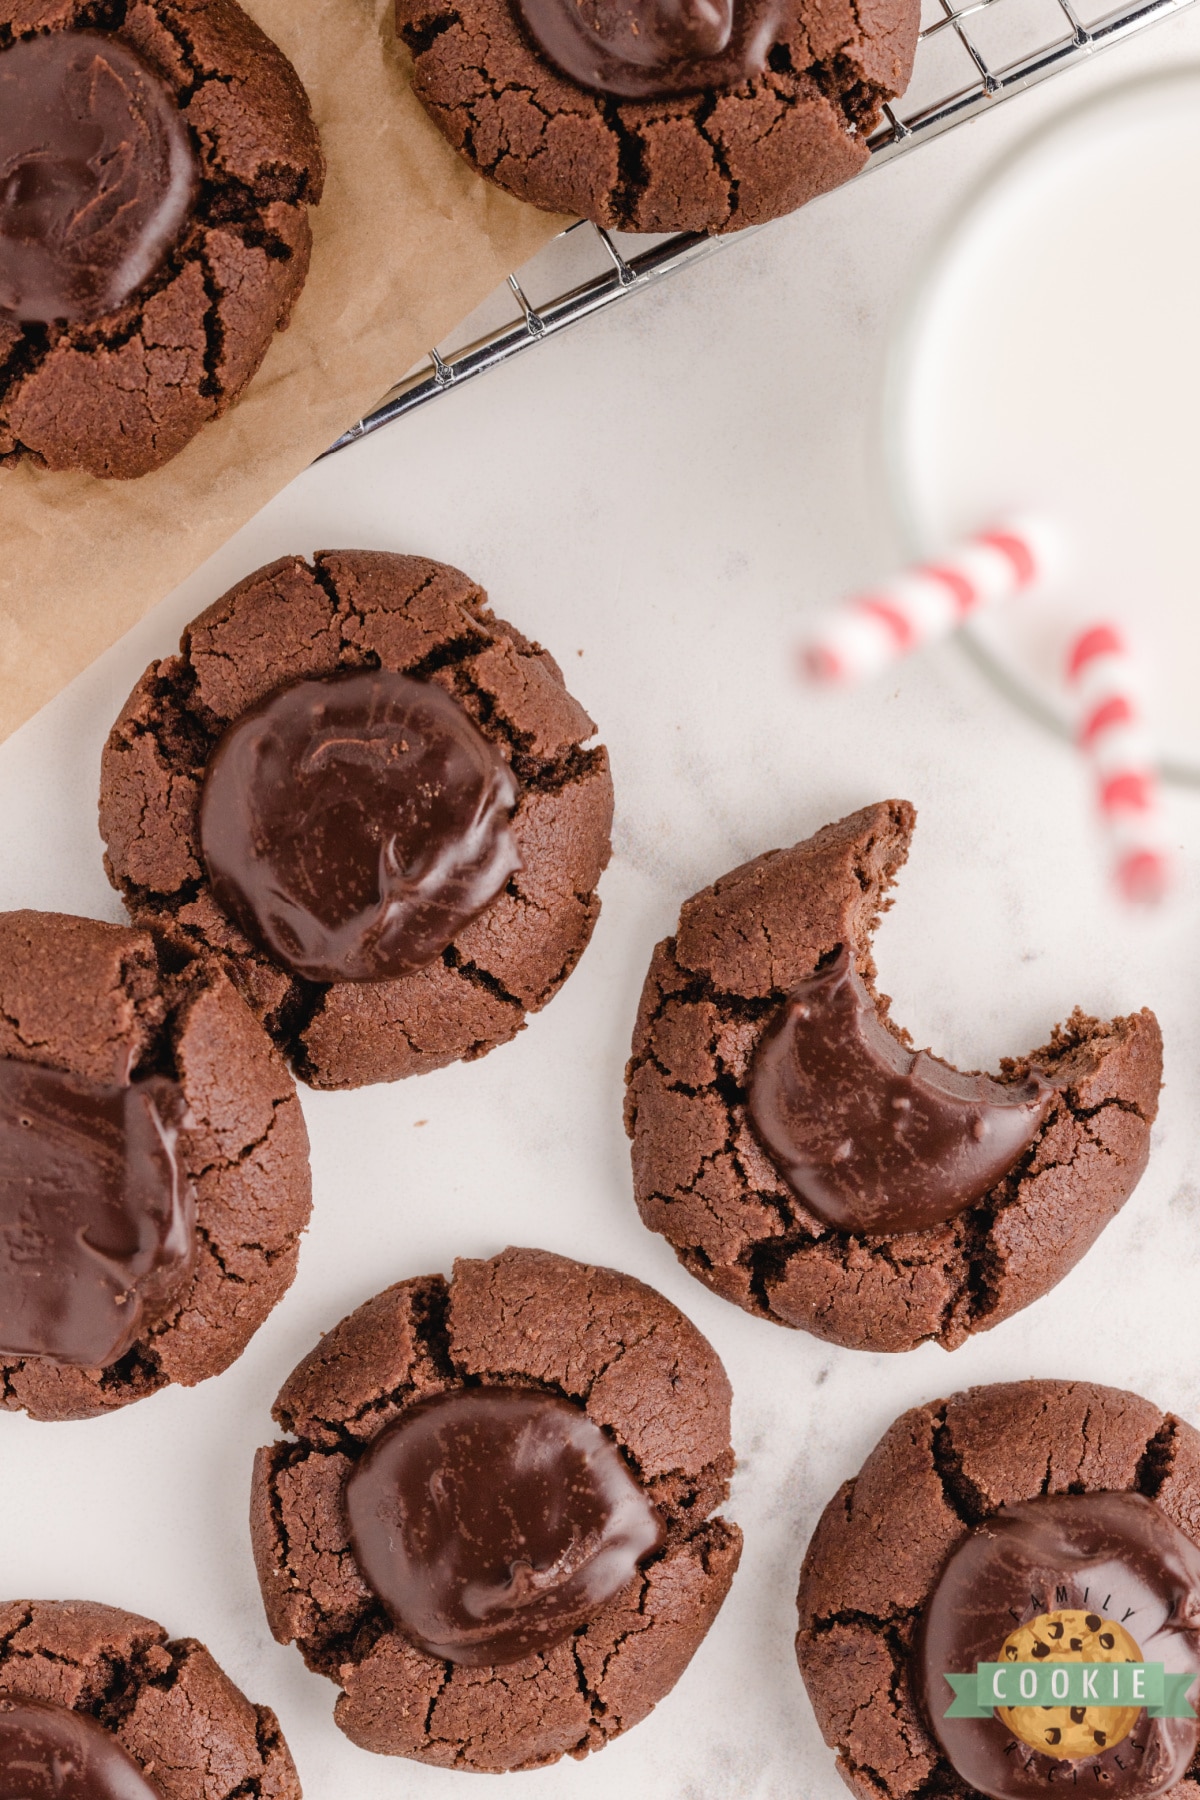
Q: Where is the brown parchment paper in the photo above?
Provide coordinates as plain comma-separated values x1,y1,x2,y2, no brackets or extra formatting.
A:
0,0,566,744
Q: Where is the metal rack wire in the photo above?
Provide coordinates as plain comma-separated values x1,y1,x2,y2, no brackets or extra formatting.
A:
325,0,1196,455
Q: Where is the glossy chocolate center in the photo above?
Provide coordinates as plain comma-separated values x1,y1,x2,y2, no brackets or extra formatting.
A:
918,1492,1200,1799
344,1387,664,1665
747,946,1056,1235
0,1694,162,1799
0,31,197,325
0,1058,193,1368
511,0,788,97
199,670,523,985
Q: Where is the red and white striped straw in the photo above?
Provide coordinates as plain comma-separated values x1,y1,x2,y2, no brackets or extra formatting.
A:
1066,623,1170,905
800,518,1058,685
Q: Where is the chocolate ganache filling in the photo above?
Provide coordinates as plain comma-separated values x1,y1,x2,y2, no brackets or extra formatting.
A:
344,1387,664,1665
0,1696,163,1800
0,31,197,326
511,0,788,98
0,1058,193,1368
918,1492,1200,1798
747,946,1056,1235
199,670,523,985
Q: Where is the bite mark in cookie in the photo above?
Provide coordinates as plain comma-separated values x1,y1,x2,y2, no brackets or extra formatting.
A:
747,943,1057,1235
100,551,614,1090
625,801,1163,1352
250,1246,742,1772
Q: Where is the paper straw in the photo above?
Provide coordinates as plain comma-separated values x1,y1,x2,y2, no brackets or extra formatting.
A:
1066,623,1171,904
800,518,1058,685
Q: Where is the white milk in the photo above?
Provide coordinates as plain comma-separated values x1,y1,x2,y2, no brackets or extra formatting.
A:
888,69,1200,780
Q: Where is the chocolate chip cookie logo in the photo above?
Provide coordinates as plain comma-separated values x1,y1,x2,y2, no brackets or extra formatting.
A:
944,1608,1197,1759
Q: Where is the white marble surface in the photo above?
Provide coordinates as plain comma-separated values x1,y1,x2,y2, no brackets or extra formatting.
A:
3,19,1200,1798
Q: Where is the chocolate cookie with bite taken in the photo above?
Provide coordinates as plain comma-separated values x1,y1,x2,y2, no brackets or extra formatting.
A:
395,0,920,233
625,801,1162,1352
249,1246,742,1772
0,1598,299,1799
796,1379,1200,1800
100,551,614,1090
0,910,310,1421
0,1,324,480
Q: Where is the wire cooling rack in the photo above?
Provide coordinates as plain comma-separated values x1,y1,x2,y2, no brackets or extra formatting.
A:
325,0,1196,454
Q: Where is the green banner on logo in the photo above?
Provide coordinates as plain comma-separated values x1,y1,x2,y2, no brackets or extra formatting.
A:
944,1662,1197,1720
